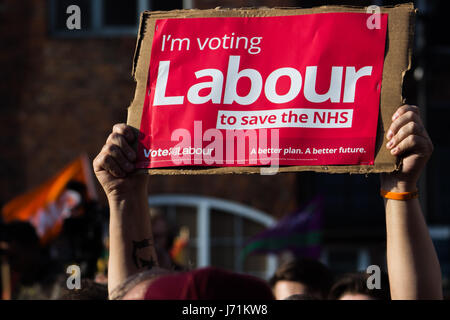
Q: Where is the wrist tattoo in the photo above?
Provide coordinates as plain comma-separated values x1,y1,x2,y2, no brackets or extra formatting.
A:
132,238,155,270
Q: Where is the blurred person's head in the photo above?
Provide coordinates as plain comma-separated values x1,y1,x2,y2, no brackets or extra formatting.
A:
114,267,274,300
283,293,320,300
328,272,390,300
49,181,104,278
149,208,176,252
269,258,333,300
114,267,176,300
1,221,43,281
59,278,108,300
149,208,183,270
64,180,87,217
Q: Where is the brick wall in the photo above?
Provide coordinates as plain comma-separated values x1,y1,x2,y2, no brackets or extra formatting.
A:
0,0,301,217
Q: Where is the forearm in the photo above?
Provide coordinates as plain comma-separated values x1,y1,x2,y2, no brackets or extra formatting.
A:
107,191,158,297
385,198,442,299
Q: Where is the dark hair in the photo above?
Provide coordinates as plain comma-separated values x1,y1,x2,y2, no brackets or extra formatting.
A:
65,180,87,202
269,258,333,299
283,293,320,300
2,221,40,247
59,279,108,300
149,207,178,251
109,267,173,300
328,272,390,300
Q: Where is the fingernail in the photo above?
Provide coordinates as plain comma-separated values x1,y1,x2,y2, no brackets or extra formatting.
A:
386,130,394,140
386,141,393,148
392,113,399,121
391,147,398,155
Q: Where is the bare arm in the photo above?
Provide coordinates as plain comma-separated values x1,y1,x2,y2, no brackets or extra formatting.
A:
93,124,158,298
381,105,442,299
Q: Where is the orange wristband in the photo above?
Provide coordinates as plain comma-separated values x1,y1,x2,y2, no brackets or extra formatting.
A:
380,189,419,200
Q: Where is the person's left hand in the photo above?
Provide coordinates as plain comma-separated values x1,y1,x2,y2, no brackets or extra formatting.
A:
380,105,433,192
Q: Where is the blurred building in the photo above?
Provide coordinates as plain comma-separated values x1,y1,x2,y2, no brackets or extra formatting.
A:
0,0,449,293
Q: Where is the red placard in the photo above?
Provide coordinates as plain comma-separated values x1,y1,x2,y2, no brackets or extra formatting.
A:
137,13,388,168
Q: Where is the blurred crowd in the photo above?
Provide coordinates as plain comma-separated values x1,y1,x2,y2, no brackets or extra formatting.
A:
0,193,390,300
1,194,445,300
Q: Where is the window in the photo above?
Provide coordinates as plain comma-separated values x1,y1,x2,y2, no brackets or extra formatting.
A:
148,194,278,279
321,246,380,275
429,226,450,290
49,0,183,37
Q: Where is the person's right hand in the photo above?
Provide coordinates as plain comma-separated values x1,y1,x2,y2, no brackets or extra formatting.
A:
93,124,148,201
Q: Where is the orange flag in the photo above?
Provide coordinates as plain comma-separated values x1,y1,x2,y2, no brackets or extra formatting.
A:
170,226,190,266
1,154,97,245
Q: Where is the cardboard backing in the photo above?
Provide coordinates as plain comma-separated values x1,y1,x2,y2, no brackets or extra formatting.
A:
127,3,416,175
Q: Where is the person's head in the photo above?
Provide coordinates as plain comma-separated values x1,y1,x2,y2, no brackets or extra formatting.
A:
283,293,320,300
269,258,333,300
64,180,88,217
114,267,274,300
59,279,108,300
1,221,42,278
328,272,390,300
148,208,181,269
149,208,176,252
